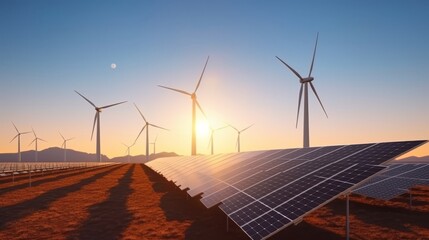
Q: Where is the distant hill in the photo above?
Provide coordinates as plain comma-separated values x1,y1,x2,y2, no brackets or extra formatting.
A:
396,155,429,163
0,147,178,163
110,152,179,163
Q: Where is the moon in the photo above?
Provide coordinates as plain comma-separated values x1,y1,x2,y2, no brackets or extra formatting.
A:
110,63,117,70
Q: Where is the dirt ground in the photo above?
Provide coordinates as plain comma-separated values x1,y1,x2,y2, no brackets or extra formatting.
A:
0,164,428,240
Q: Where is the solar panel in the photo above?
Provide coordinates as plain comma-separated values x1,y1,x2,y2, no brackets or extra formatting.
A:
353,162,429,200
145,140,427,240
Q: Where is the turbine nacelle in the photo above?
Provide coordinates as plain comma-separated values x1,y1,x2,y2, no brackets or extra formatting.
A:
300,77,314,83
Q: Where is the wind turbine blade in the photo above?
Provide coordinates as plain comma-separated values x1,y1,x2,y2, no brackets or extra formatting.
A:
21,131,31,135
149,123,169,131
99,101,127,109
154,135,158,143
91,113,97,140
134,125,147,144
39,138,47,142
276,56,304,80
195,100,208,120
296,83,303,128
133,103,147,122
194,56,210,93
9,134,18,143
215,125,228,131
67,137,74,141
59,132,65,141
158,85,192,96
61,142,65,148
308,32,319,77
75,90,97,108
241,124,254,133
309,82,328,118
11,122,19,133
122,142,127,147
28,139,36,146
32,128,36,138
228,124,239,132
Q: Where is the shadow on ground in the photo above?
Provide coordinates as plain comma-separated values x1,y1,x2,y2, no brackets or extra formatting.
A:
142,165,343,240
0,164,123,229
72,165,135,240
0,165,115,195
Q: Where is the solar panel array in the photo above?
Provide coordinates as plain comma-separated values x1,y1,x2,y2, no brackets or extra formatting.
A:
146,140,426,240
0,162,117,177
353,162,429,200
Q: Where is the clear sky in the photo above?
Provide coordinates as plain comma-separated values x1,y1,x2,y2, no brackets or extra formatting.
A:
1,0,428,158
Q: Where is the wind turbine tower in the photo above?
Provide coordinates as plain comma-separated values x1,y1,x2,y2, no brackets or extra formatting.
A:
150,136,158,155
229,124,253,153
75,91,127,162
158,56,209,155
10,122,30,162
29,128,46,162
276,33,328,148
134,104,168,162
60,132,73,162
209,125,227,155
122,142,134,163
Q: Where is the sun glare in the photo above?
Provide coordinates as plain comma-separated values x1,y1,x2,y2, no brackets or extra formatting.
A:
197,121,210,138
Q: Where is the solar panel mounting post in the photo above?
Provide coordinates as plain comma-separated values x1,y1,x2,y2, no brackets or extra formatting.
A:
346,194,350,240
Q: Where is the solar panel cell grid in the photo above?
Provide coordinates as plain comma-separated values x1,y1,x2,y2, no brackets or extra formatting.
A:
201,186,239,208
145,140,427,240
399,165,429,179
331,164,385,184
380,164,414,176
275,179,352,220
259,175,320,209
219,192,255,214
242,210,291,240
229,201,271,226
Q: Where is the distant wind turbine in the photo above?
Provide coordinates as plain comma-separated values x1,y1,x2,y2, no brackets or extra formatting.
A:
59,132,73,162
122,142,135,163
208,125,228,155
229,124,253,153
276,32,328,148
134,103,168,162
75,90,127,162
150,135,158,155
158,56,209,156
10,122,30,162
29,128,46,162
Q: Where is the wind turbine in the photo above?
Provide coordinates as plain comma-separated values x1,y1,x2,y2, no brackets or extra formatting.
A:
29,128,46,162
276,33,328,148
122,142,135,163
134,103,168,162
150,135,158,155
59,132,73,162
158,56,209,156
208,125,228,155
229,124,253,153
9,122,30,162
75,90,127,162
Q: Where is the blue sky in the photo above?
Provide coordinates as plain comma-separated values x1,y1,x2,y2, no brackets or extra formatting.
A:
1,1,428,158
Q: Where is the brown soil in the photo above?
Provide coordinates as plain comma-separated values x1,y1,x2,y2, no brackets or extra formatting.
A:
0,164,428,240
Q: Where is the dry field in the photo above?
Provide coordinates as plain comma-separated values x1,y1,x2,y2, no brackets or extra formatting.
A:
0,163,428,240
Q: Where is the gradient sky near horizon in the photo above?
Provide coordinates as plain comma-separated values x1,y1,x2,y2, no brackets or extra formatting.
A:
1,0,428,159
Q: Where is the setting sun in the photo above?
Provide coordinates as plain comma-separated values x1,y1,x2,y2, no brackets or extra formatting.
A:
196,121,210,138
